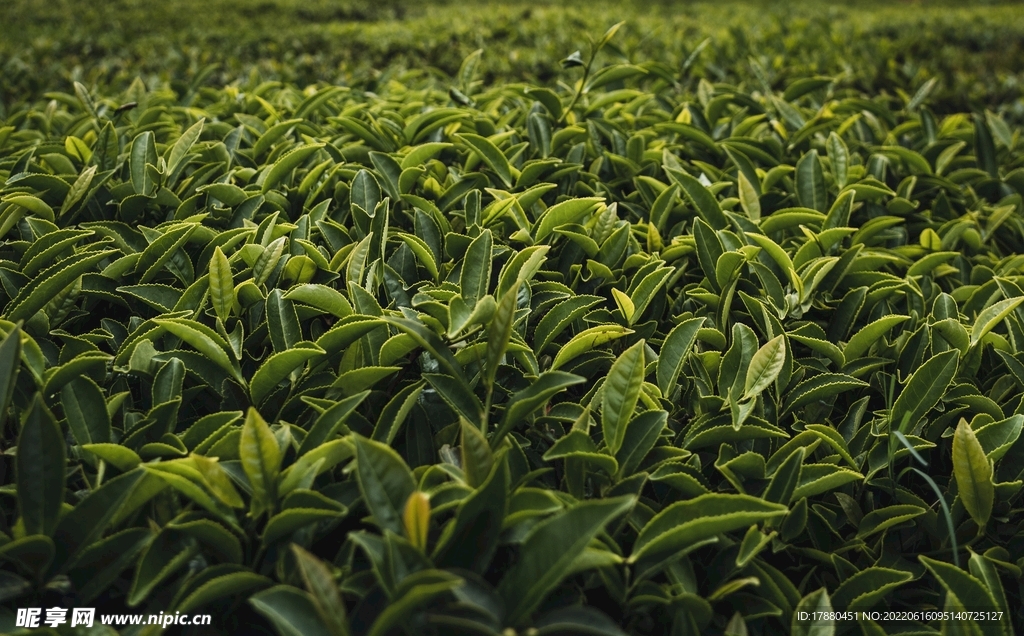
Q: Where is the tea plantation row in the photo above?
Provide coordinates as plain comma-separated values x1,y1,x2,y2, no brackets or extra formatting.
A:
1,7,1024,636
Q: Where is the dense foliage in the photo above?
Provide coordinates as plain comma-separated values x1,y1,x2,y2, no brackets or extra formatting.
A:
2,4,1024,635
2,0,1024,117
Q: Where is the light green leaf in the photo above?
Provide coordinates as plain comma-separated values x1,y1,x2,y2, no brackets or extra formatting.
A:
240,407,282,517
743,334,785,400
210,246,234,323
843,315,909,361
971,297,1024,348
262,143,325,193
457,133,513,187
953,418,994,527
550,325,633,370
534,197,604,244
602,340,646,455
890,349,959,434
631,494,787,565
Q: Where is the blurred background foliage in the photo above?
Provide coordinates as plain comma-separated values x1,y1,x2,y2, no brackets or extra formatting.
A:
2,0,1024,120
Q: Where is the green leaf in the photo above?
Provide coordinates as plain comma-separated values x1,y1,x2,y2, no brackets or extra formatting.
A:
144,463,231,521
831,567,912,611
498,496,635,626
302,391,369,454
533,294,604,354
371,383,423,446
666,167,728,230
367,570,464,636
51,469,151,573
433,455,509,573
155,318,244,385
257,236,288,287
401,142,453,170
130,131,157,195
278,439,353,497
627,266,672,325
128,528,197,605
209,246,234,323
973,113,999,178
82,443,141,472
743,334,785,400
497,245,549,298
284,284,352,318
240,407,282,517
0,535,55,577
744,232,802,296
792,464,862,500
461,418,494,488
791,588,834,636
953,418,994,527
534,197,604,243
796,150,827,212
3,194,54,222
383,315,465,381
424,373,484,426
856,505,927,540
486,282,520,390
316,316,387,358
292,545,351,636
968,551,1015,636
0,325,21,429
602,340,647,455
395,232,439,282
971,297,1024,348
59,165,97,217
266,288,302,354
4,249,115,322
61,375,110,445
631,494,787,565
550,325,633,370
458,133,513,187
137,223,197,283
762,447,804,505
67,528,151,604
827,132,849,189
736,524,775,568
493,370,586,448
263,508,342,545
250,585,335,636
167,118,205,177
17,396,65,536
250,342,324,405
262,143,325,193
192,455,246,509
890,349,959,434
657,317,704,396
460,228,493,305
176,571,271,613
920,556,1001,636
354,435,416,534
842,314,909,361
615,410,667,478
781,373,868,415
737,171,761,221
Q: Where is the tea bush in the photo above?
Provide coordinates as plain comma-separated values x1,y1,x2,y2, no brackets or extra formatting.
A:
1,4,1024,636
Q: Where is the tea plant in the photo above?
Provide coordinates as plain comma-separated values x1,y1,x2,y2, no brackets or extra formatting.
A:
1,14,1023,636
